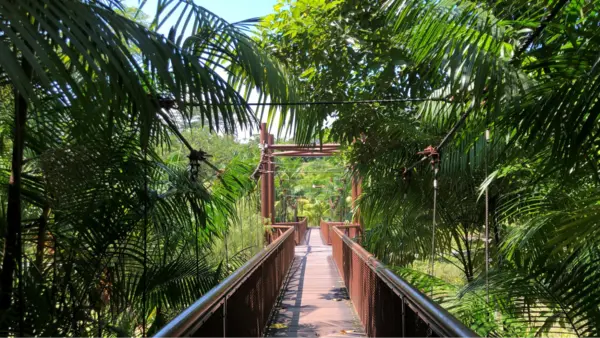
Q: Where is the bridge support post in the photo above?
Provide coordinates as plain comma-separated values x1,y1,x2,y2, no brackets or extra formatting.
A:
352,174,362,230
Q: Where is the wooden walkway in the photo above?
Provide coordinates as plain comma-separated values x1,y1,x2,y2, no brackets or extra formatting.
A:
267,228,365,337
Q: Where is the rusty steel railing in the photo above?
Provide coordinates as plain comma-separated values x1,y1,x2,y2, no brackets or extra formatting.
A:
154,226,295,337
331,226,479,337
266,225,289,243
320,220,360,245
319,219,330,244
273,217,307,245
334,224,362,240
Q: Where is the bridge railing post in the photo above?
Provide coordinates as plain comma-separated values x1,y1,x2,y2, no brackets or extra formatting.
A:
271,219,307,245
153,227,296,338
330,226,479,338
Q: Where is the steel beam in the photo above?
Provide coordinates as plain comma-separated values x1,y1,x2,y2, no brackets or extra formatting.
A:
273,150,339,157
269,144,340,151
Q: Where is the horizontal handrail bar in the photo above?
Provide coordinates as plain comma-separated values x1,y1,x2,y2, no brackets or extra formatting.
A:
332,226,478,337
320,220,361,245
154,226,295,337
268,144,340,150
272,218,308,245
273,217,307,225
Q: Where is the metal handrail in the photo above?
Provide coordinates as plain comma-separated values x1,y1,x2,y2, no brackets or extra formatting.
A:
320,220,360,245
272,216,308,226
273,217,307,245
153,226,295,337
332,226,478,337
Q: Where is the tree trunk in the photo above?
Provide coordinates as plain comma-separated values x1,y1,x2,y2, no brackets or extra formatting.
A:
282,196,286,222
293,201,298,222
35,205,51,277
0,56,31,312
462,224,474,282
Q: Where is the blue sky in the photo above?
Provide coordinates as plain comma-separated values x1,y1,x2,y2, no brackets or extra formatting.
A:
128,0,279,23
196,0,279,23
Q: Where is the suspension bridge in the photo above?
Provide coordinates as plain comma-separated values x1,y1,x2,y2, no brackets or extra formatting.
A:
154,124,478,338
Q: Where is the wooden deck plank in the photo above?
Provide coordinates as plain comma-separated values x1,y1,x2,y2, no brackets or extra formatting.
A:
267,228,365,338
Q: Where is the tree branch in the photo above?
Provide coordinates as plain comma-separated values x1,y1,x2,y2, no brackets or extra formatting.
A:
512,0,570,63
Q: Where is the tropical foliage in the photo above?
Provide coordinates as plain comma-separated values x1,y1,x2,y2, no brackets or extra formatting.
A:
273,154,351,226
260,0,600,336
3,0,600,336
0,0,299,335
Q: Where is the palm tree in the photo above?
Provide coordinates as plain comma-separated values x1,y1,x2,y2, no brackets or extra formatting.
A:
259,0,600,335
0,0,300,335
346,0,600,336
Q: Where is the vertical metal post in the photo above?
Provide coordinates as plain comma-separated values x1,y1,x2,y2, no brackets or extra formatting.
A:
485,129,490,303
260,123,269,224
431,168,438,297
268,134,275,224
353,175,363,231
351,175,357,223
402,298,406,337
222,298,227,338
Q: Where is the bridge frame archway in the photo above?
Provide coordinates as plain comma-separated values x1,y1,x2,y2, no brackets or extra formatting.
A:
258,123,361,226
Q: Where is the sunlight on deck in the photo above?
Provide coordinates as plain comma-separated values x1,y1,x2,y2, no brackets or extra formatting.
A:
267,229,365,337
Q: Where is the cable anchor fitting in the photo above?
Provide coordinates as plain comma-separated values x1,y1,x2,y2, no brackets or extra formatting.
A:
417,145,440,170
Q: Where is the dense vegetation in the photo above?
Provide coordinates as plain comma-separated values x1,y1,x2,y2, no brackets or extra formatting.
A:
2,0,600,337
273,154,351,226
260,0,600,336
0,0,302,335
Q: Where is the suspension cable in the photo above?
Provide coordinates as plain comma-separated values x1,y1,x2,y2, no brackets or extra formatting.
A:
224,229,229,272
196,97,451,107
485,129,490,303
240,198,244,252
190,115,201,281
18,208,24,337
142,148,148,337
430,164,439,297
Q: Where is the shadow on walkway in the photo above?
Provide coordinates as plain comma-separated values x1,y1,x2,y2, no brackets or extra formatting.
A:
266,229,365,337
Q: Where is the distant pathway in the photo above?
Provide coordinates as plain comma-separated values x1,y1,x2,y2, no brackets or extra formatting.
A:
266,228,365,337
